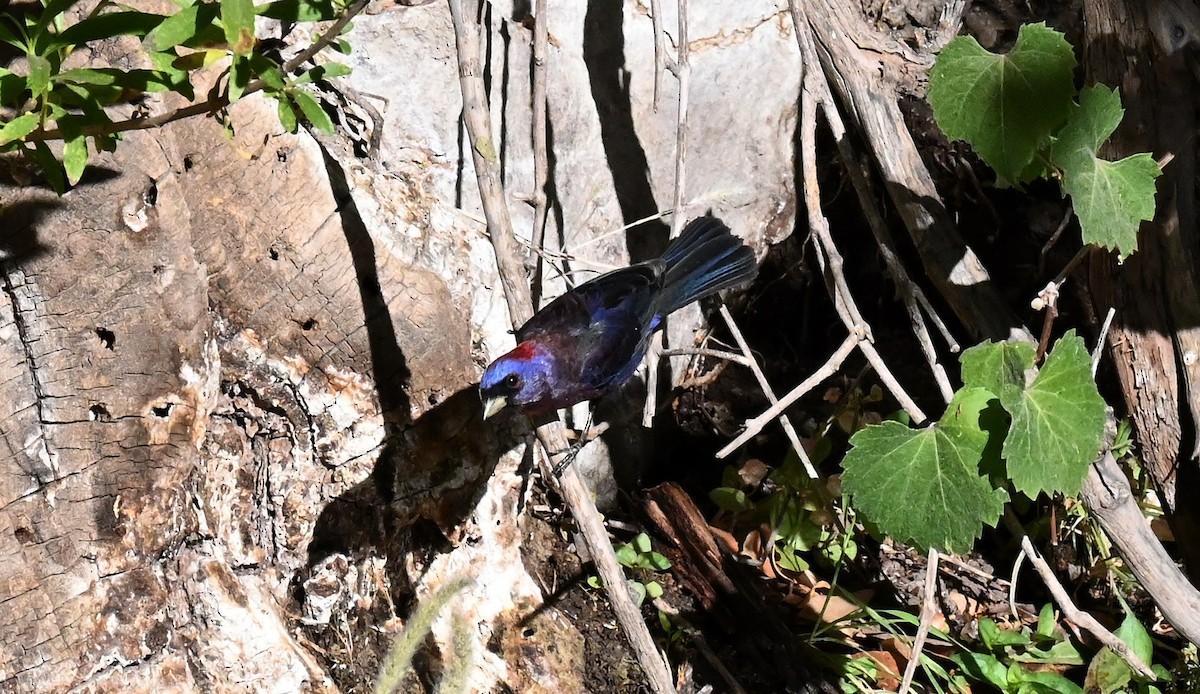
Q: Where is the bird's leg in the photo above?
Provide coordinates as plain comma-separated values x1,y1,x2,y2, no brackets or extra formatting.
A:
552,407,595,476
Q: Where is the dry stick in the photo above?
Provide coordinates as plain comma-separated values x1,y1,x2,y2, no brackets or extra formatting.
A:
1081,450,1200,647
718,333,860,457
787,0,952,406
797,76,927,424
660,346,752,367
28,0,371,142
447,3,676,691
898,549,940,694
571,208,677,252
718,305,817,478
1092,307,1116,376
1008,550,1025,621
649,0,667,108
529,0,550,276
1001,509,1156,679
834,135,954,402
643,0,692,428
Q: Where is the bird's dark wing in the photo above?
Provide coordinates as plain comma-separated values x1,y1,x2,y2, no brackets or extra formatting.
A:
516,264,662,342
517,263,664,395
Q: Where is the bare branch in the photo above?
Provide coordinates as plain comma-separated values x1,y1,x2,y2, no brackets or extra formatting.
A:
898,549,940,694
447,2,676,690
718,305,817,478
718,333,860,458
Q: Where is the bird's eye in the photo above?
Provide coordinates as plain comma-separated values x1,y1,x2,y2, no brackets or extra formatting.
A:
504,373,522,389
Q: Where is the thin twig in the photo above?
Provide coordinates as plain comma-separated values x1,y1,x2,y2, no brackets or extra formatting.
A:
27,0,370,142
447,2,676,691
1037,208,1074,277
718,333,860,458
718,305,816,478
649,0,667,108
1009,548,1025,621
938,552,1009,587
1093,307,1115,376
789,0,956,403
644,0,692,428
528,0,550,284
571,208,676,251
1003,510,1156,679
661,346,753,367
898,549,939,694
798,81,926,423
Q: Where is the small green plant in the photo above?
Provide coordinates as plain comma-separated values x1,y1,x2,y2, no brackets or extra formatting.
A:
928,22,1160,260
0,0,355,191
954,605,1085,693
589,532,671,606
711,451,855,574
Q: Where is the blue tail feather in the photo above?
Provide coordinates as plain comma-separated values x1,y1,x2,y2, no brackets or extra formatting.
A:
659,216,757,313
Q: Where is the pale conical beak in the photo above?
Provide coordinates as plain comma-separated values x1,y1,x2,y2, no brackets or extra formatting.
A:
482,396,508,420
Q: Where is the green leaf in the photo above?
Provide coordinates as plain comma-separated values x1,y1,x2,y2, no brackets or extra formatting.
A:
954,651,1008,688
644,581,663,600
28,141,66,194
927,22,1076,184
26,53,51,98
53,10,165,46
221,0,256,54
0,71,26,104
0,114,40,146
63,134,88,184
1050,85,1160,260
999,331,1106,497
276,96,298,132
293,89,333,133
961,339,1036,396
145,2,218,51
710,487,750,512
841,387,1009,554
0,19,24,49
257,0,340,22
1085,647,1131,693
1114,609,1153,667
979,617,1029,649
34,0,84,40
295,61,351,84
774,545,809,572
631,533,651,554
228,53,250,102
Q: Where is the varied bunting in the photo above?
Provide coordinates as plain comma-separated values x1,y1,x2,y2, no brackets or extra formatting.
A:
480,216,757,419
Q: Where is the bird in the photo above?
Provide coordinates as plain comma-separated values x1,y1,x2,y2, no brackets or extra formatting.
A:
480,216,758,420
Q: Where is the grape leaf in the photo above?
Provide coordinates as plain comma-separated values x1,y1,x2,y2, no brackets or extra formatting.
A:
1050,85,1160,260
961,339,1036,395
927,22,1076,184
842,387,1008,554
999,331,1106,497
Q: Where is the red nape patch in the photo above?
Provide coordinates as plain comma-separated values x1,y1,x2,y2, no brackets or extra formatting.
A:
509,341,540,361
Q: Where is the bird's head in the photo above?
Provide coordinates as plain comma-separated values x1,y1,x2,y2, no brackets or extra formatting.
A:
479,341,555,419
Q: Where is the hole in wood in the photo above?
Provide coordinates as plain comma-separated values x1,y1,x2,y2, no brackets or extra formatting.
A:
151,403,172,418
95,327,115,350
